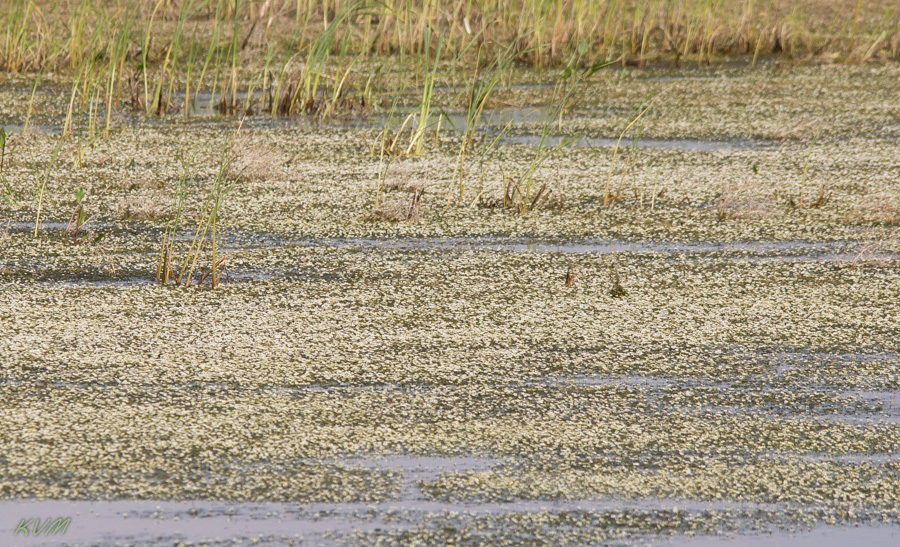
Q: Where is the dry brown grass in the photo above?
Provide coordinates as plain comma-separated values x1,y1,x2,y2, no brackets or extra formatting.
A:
715,183,782,222
117,195,169,222
368,187,424,223
228,140,288,182
383,178,425,194
851,232,899,268
850,194,900,226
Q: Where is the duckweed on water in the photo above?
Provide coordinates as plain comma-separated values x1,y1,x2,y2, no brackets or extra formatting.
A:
0,63,899,546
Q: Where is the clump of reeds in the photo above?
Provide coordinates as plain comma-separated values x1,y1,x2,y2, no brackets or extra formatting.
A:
157,125,243,288
268,2,371,119
33,139,63,238
503,177,561,216
603,93,661,208
452,41,518,202
0,127,13,207
501,46,597,215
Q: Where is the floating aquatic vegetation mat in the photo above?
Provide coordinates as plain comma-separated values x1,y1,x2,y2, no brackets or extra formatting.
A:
0,65,899,546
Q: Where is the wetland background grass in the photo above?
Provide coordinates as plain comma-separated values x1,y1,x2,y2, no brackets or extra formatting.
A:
4,1,900,73
1,0,899,125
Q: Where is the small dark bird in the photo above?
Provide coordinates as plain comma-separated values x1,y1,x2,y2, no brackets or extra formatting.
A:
610,272,628,298
565,266,577,288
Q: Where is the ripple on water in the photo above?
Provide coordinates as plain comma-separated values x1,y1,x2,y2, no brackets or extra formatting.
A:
661,525,900,547
501,134,772,152
284,236,865,259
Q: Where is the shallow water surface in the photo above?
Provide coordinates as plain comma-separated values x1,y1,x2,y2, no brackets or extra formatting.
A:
663,525,900,547
2,496,837,546
502,134,769,151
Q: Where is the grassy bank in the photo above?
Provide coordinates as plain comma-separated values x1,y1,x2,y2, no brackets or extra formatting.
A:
1,0,899,123
4,0,900,72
